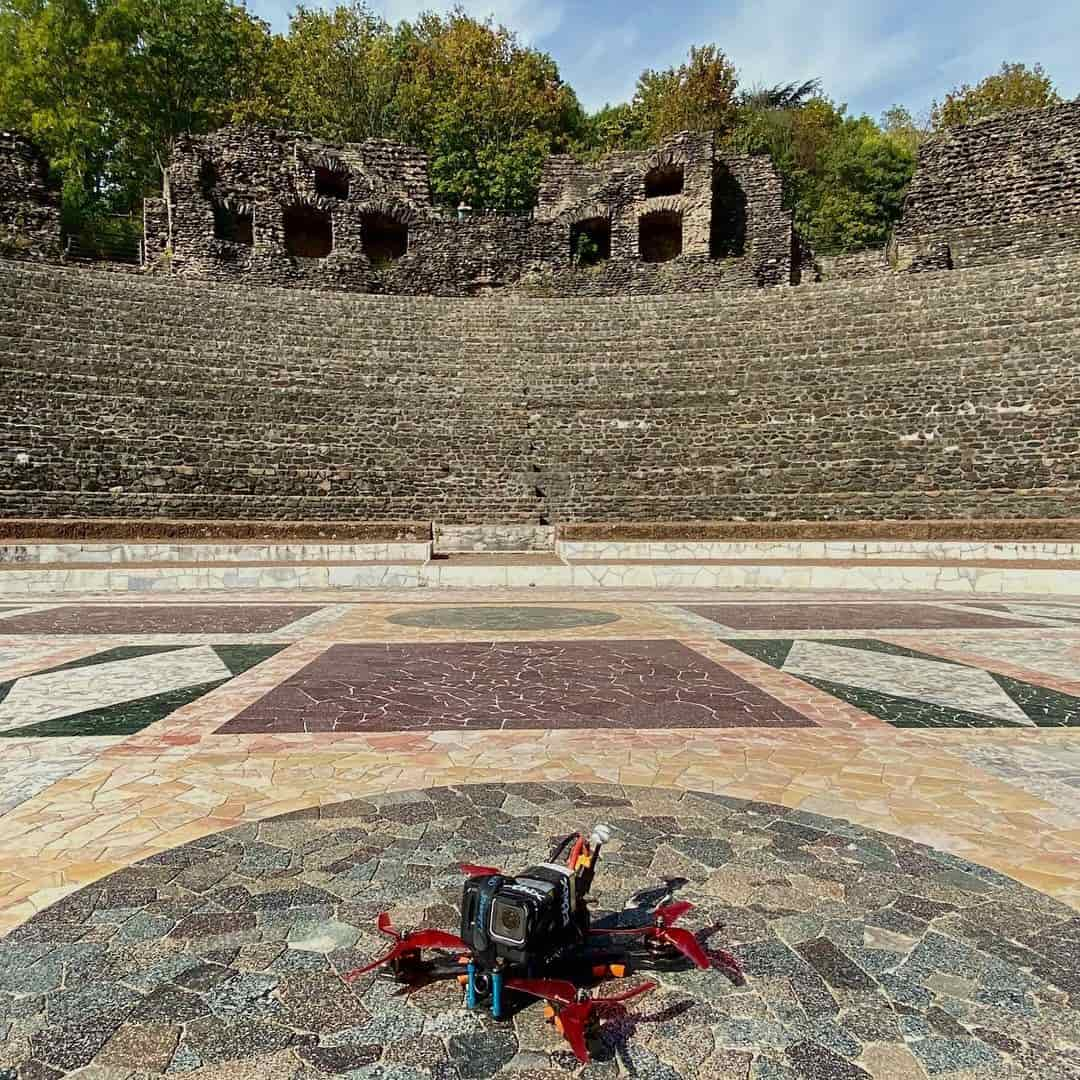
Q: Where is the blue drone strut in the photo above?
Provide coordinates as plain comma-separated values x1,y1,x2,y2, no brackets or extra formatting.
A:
491,970,504,1019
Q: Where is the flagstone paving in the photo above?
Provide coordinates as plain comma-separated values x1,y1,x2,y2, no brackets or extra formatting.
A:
0,591,1076,1078
3,783,1078,1080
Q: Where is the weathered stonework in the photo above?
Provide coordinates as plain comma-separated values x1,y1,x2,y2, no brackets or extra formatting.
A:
1,253,1077,525
148,126,792,295
0,133,60,262
894,102,1080,270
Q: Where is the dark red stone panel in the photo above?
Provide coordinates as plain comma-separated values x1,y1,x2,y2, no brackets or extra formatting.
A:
0,605,322,634
684,603,1038,631
217,639,815,733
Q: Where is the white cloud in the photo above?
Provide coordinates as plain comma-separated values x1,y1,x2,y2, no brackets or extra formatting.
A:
707,0,926,107
563,0,929,112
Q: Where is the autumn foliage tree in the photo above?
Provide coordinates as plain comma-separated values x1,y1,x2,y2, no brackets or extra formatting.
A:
0,0,1068,251
932,62,1062,131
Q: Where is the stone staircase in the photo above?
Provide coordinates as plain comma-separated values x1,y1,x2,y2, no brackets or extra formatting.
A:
1,256,1079,528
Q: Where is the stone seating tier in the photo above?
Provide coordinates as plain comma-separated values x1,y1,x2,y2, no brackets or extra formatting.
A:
1,256,1078,524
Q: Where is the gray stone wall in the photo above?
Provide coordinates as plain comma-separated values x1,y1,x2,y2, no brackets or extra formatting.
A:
152,126,791,296
2,254,1078,524
0,133,60,262
895,102,1080,270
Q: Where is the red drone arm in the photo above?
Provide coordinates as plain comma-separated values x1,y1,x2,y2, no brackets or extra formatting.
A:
586,901,710,970
460,863,503,877
504,977,579,1006
342,927,469,982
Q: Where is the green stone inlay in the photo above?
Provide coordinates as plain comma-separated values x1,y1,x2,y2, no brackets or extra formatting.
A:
810,638,969,667
798,675,1026,729
36,645,190,678
212,644,287,677
722,639,793,669
0,679,11,707
0,679,231,738
990,672,1080,727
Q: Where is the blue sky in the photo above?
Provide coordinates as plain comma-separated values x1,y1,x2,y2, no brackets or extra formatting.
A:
249,0,1079,121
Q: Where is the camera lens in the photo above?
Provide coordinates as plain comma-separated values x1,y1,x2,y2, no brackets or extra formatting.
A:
490,899,527,944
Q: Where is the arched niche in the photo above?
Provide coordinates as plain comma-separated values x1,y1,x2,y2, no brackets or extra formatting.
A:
570,216,611,266
644,163,684,198
361,211,408,263
283,204,332,259
639,210,683,263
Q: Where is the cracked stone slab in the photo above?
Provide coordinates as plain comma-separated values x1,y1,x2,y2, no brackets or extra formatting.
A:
216,640,815,733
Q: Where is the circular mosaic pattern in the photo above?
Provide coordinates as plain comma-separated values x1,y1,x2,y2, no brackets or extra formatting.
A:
386,606,622,631
2,784,1078,1079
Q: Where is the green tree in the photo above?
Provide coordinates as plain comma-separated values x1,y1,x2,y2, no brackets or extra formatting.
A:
880,104,927,157
633,44,739,145
806,115,915,252
278,2,402,143
931,61,1062,130
99,0,276,198
729,94,915,255
581,101,645,155
0,0,276,229
391,10,584,210
0,0,109,219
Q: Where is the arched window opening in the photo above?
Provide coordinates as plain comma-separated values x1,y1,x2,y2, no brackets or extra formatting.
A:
710,163,747,258
362,212,408,262
644,163,684,198
639,210,683,263
314,166,349,200
570,217,611,266
283,204,332,259
213,205,253,246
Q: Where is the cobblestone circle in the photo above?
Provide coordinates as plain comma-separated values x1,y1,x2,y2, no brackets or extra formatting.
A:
1,783,1078,1079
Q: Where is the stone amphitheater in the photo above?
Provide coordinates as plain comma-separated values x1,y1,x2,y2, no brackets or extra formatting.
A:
0,106,1078,1080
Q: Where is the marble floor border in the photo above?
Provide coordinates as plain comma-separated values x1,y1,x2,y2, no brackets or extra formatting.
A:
0,725,1077,936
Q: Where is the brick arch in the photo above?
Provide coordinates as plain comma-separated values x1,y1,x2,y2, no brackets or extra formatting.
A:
644,146,690,172
566,202,613,227
644,150,687,198
356,199,419,226
641,194,685,216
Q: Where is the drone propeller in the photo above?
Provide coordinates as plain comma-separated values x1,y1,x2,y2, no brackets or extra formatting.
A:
460,863,503,877
506,976,656,1063
342,913,469,982
588,901,710,970
555,982,658,1063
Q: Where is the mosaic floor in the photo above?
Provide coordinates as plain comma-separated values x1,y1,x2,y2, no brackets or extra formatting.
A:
0,592,1078,1079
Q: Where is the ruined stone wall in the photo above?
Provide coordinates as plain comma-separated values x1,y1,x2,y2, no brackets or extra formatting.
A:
895,102,1080,269
0,133,60,262
154,126,791,295
2,255,1078,523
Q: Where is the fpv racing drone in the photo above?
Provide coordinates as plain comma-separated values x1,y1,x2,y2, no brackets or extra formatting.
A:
343,824,741,1064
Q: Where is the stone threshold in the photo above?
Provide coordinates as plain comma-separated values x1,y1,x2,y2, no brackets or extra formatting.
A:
3,558,1079,596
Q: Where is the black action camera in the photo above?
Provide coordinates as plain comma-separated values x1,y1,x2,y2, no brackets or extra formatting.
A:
460,862,580,968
